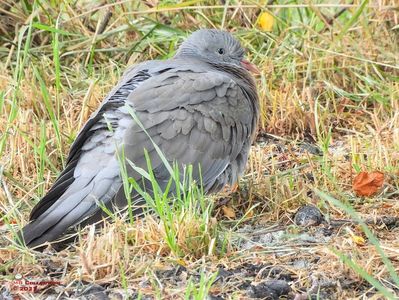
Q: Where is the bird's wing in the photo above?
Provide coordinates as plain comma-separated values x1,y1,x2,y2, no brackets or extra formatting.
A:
118,67,256,195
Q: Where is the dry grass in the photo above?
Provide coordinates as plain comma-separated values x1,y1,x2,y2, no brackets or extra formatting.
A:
1,0,399,299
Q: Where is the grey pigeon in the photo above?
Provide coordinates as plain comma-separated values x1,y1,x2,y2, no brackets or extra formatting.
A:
20,29,259,249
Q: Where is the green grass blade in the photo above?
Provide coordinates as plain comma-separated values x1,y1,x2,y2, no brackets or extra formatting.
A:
32,65,64,166
32,22,77,36
0,91,4,116
332,249,397,299
37,121,46,196
52,14,62,119
0,23,33,154
336,0,369,41
125,104,175,182
315,189,399,287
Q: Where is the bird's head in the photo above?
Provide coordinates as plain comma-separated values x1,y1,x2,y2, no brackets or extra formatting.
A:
175,29,259,74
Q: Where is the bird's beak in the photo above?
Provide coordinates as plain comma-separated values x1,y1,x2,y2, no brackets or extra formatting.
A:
241,59,260,75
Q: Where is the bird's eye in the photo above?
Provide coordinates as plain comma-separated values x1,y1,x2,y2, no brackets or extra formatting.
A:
217,48,225,55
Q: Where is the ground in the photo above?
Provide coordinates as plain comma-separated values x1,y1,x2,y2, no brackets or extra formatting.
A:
0,1,398,299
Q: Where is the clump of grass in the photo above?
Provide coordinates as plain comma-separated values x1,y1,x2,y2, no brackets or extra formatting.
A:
316,189,399,299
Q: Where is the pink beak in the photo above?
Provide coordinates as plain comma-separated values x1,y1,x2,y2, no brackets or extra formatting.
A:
241,59,260,75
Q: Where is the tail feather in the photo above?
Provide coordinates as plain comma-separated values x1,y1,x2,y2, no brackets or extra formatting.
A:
22,201,95,249
21,182,95,248
29,158,79,220
29,176,75,220
20,164,122,249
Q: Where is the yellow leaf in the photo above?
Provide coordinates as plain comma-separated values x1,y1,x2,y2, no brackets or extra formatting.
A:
352,235,366,246
222,206,236,219
245,209,254,218
175,258,187,267
258,12,274,32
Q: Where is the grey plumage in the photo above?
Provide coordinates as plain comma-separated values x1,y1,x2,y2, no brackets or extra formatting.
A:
20,29,259,249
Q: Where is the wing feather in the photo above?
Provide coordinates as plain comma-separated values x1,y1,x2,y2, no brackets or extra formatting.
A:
122,69,256,193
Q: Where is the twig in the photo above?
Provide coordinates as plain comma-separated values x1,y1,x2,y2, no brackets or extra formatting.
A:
315,0,353,34
68,3,398,21
329,2,353,25
97,9,113,35
0,165,14,206
329,216,399,228
294,275,337,300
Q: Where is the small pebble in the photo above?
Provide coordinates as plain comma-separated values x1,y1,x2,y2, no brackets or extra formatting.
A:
247,279,291,299
294,205,324,227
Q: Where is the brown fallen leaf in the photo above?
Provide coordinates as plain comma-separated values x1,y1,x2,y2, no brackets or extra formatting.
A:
353,171,384,197
245,209,254,219
222,205,236,219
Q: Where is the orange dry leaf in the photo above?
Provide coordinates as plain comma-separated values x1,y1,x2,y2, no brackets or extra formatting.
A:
222,206,236,219
353,171,384,197
245,209,254,219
